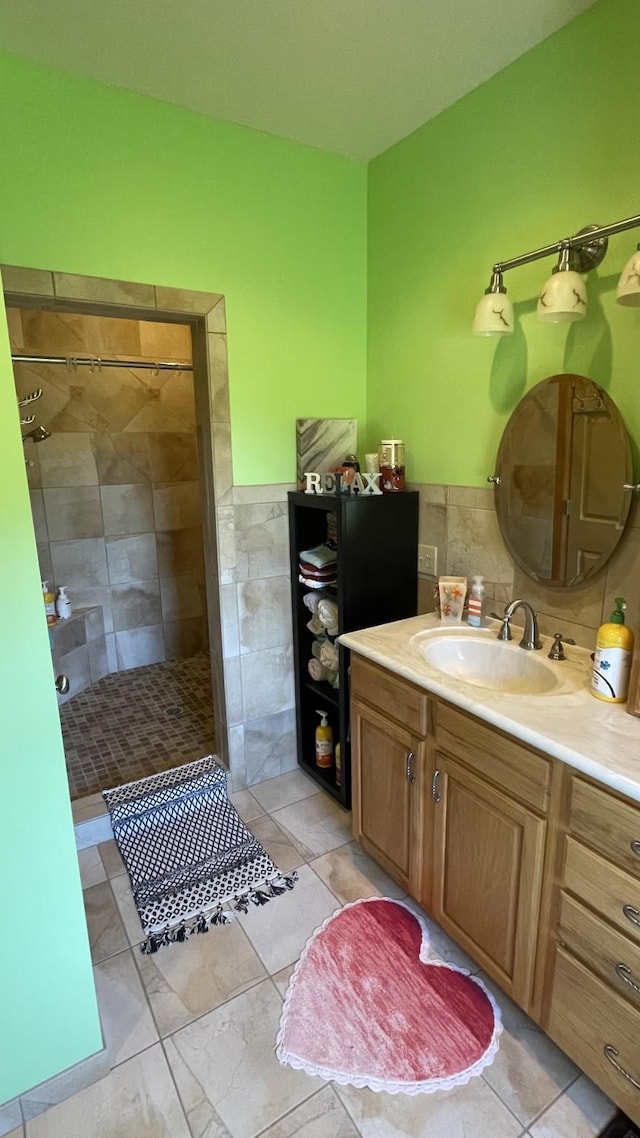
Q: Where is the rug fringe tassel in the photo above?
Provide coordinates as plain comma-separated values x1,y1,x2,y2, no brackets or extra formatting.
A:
139,871,298,953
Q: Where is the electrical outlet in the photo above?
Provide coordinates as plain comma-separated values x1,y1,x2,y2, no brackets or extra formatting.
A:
418,544,438,576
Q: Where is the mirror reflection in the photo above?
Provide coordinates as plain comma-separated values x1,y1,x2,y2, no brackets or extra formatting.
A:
494,374,632,587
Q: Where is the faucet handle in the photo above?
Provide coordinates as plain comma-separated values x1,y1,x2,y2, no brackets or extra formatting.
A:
490,612,512,641
548,632,576,661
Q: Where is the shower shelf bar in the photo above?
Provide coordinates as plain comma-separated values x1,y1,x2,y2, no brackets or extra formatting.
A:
11,353,193,373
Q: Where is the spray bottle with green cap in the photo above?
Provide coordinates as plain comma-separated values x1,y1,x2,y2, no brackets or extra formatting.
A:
591,597,635,703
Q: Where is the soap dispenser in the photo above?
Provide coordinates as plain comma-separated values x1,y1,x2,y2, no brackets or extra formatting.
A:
591,597,634,703
467,576,485,627
315,710,334,769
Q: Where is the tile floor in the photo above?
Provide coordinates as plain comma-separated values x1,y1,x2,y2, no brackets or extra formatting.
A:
6,768,619,1138
60,653,215,799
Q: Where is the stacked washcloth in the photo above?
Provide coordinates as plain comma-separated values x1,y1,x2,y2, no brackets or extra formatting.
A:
298,541,337,588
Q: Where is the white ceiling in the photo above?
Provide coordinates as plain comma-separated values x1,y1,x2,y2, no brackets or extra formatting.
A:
1,0,597,160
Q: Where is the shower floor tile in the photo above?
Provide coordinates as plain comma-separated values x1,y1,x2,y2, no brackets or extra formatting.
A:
60,653,215,799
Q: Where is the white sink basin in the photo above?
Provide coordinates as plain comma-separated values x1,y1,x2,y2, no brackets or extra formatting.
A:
412,631,577,695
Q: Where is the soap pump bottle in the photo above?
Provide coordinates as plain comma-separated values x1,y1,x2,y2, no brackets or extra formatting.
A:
591,597,635,703
56,586,72,620
42,581,57,627
467,576,485,627
315,710,334,769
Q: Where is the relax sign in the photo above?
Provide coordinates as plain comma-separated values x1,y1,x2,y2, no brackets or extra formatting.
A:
304,471,382,495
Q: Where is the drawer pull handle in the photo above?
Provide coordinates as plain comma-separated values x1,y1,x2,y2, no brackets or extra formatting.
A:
631,840,640,858
623,904,640,928
615,963,640,995
431,769,441,804
406,752,416,785
603,1045,640,1090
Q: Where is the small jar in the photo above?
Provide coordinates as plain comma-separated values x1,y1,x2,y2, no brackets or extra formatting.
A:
380,464,406,492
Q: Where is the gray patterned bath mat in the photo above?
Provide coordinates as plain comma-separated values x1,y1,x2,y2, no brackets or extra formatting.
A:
103,755,297,952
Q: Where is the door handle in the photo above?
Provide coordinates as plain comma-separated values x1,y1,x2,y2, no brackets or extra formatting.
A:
55,674,69,695
631,840,640,858
431,769,441,803
406,752,416,784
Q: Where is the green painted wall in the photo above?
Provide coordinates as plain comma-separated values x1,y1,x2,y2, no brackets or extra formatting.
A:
0,306,103,1102
368,0,640,485
0,53,366,1102
0,52,367,486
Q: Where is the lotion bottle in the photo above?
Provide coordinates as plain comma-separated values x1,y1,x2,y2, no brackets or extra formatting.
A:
315,709,334,769
591,597,634,703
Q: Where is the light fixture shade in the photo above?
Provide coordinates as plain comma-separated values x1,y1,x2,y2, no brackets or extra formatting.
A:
537,269,587,323
616,248,640,306
472,292,514,336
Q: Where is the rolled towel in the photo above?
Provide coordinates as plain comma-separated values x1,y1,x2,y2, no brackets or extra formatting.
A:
303,592,321,614
319,641,339,672
308,658,330,682
311,638,325,660
306,615,325,636
317,598,339,636
326,670,340,689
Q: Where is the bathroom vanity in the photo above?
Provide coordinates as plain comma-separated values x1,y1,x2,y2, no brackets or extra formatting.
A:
341,614,640,1125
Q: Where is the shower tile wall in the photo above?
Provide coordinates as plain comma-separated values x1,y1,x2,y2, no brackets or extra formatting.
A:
11,309,207,672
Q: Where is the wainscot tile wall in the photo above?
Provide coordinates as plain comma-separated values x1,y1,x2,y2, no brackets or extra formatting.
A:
413,482,640,649
11,308,207,672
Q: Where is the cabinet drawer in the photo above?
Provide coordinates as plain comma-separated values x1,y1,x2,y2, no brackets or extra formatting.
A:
351,655,428,737
569,775,640,878
558,891,640,1009
435,703,551,813
547,947,640,1124
563,837,640,946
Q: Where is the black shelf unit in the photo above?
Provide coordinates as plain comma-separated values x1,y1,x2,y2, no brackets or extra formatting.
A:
288,489,419,809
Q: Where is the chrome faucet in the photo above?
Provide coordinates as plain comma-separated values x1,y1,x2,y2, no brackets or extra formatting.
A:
496,599,542,651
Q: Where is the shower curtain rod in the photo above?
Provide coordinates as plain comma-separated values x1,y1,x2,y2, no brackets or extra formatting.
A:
11,353,193,373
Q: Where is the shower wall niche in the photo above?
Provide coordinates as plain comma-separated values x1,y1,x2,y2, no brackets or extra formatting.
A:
10,307,208,687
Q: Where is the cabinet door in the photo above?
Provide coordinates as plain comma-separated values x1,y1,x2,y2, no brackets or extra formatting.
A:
351,700,425,895
432,754,546,1007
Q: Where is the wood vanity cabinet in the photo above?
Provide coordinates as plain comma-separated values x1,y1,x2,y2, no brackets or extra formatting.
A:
350,649,640,1125
351,656,430,898
542,770,640,1123
432,704,550,1008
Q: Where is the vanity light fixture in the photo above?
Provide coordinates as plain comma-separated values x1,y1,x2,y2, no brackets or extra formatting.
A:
473,212,640,335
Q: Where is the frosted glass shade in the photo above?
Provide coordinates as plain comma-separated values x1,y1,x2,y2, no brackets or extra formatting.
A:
537,270,587,323
472,292,514,335
616,250,640,306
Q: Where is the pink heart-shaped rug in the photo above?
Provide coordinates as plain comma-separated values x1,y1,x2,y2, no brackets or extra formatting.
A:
276,897,502,1095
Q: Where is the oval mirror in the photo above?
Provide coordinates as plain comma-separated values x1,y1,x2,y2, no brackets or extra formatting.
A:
494,374,633,587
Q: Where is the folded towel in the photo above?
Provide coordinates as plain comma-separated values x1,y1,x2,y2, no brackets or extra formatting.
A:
308,658,330,682
299,543,337,569
317,597,339,636
299,574,337,589
319,641,339,672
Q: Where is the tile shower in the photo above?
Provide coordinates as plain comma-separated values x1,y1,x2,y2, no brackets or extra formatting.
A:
10,307,213,797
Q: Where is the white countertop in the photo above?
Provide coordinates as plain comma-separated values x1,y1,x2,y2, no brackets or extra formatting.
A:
340,613,640,805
